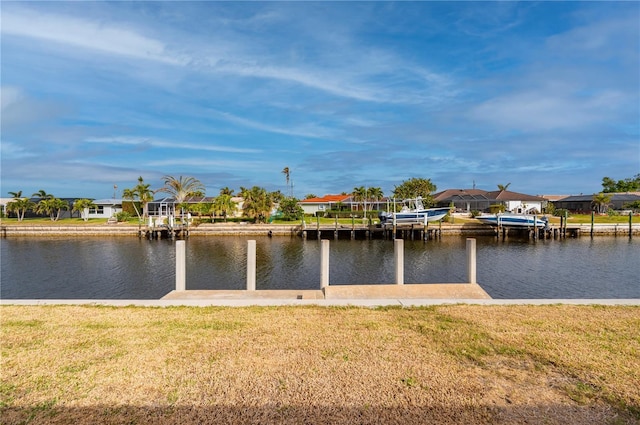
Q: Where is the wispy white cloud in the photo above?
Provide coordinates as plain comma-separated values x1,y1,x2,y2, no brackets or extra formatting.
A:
546,13,639,60
210,110,339,140
0,141,38,159
1,5,458,107
0,85,64,131
146,158,267,169
85,136,261,154
1,7,182,65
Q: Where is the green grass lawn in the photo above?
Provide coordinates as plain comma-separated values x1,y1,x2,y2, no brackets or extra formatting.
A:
562,213,640,224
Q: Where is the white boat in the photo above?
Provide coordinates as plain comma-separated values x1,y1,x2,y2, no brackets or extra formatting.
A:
476,213,548,228
378,197,450,225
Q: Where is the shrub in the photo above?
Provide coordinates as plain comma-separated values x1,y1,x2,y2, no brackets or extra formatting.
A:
470,210,481,218
544,202,556,215
115,211,132,222
278,198,304,221
489,204,505,213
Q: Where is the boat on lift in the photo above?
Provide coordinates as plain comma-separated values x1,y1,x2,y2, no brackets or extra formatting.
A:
476,213,548,228
378,197,450,225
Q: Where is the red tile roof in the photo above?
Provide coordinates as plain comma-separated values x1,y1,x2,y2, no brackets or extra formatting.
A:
299,194,351,203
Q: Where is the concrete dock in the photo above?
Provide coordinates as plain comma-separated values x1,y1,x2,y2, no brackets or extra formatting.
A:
3,297,639,307
160,283,492,301
5,282,638,308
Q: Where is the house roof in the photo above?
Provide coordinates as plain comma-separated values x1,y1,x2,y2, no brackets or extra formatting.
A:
148,196,217,204
433,189,491,202
540,195,571,202
93,199,124,205
433,189,546,202
558,193,640,202
487,190,546,202
299,194,352,204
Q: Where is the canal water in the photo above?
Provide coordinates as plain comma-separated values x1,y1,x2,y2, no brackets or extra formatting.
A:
1,236,638,299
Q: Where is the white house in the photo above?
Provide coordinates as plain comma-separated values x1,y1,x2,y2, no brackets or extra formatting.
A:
298,194,353,215
87,199,123,219
147,196,245,219
0,198,14,218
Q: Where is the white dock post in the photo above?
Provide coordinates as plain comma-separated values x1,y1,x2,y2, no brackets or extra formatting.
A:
175,240,186,291
247,240,256,291
466,238,477,284
320,239,330,288
394,239,404,285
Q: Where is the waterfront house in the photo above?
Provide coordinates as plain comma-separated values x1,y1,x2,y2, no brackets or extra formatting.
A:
552,192,640,213
298,195,353,215
87,199,123,219
0,198,13,218
433,189,547,214
147,196,244,220
298,194,389,216
2,197,86,219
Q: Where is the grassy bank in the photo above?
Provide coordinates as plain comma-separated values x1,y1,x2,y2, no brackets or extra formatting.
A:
1,305,638,424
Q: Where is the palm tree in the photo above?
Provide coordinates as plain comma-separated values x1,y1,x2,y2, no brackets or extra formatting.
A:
8,191,22,198
213,194,237,222
282,167,291,197
592,192,612,214
239,186,255,219
352,186,367,212
367,187,383,211
36,197,68,221
240,186,273,223
157,175,205,219
190,201,212,221
497,183,511,191
32,189,53,200
122,188,141,219
53,199,69,221
219,187,234,196
270,190,285,205
134,176,154,219
6,197,33,221
123,177,155,220
72,199,96,221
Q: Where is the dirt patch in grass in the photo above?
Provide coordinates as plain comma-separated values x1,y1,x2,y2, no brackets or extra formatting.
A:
1,305,638,424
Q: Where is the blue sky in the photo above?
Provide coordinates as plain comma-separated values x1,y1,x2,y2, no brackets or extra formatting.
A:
1,1,638,199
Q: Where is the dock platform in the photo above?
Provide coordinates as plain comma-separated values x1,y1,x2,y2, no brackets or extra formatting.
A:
161,283,491,301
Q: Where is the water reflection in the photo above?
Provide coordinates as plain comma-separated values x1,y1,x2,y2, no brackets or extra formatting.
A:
1,236,638,299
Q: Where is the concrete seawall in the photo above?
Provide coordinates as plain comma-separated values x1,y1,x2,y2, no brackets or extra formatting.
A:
0,225,141,236
1,222,638,237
